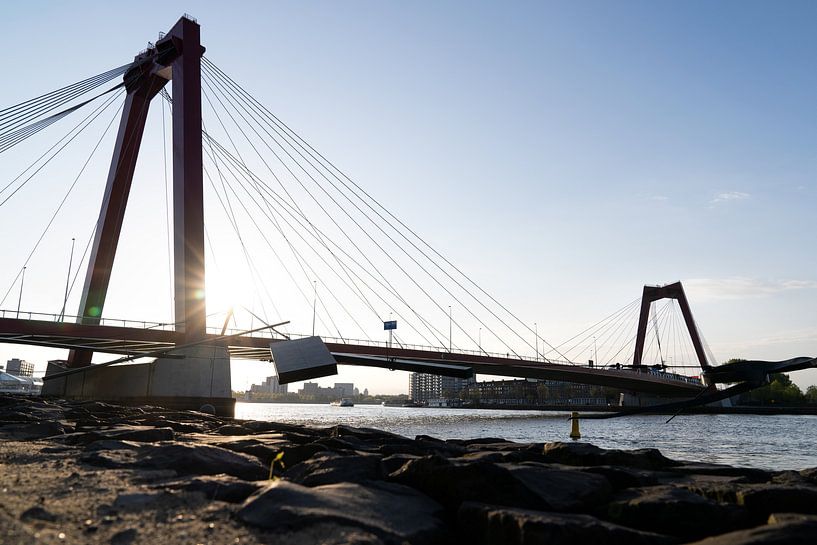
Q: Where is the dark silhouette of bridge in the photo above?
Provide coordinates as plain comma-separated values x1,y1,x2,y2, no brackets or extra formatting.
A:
0,16,717,413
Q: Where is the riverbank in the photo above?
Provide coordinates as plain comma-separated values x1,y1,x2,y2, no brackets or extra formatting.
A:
2,394,816,544
470,403,817,415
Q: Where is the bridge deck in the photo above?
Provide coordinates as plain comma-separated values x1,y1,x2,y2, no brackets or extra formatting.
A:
0,317,704,396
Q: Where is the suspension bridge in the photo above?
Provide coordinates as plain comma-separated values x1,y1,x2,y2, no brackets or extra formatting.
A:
0,16,720,415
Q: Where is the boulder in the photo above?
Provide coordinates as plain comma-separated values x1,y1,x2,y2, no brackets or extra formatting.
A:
278,442,328,467
798,467,817,485
193,435,289,464
414,435,468,457
330,425,410,444
499,463,612,511
162,475,263,503
606,485,748,540
81,449,141,469
241,420,321,436
458,501,676,545
135,443,268,481
237,480,445,544
388,455,545,511
214,424,254,435
135,419,207,433
0,421,69,439
60,426,174,445
285,451,384,486
682,519,817,545
581,465,660,490
736,484,817,521
543,442,675,470
389,455,609,512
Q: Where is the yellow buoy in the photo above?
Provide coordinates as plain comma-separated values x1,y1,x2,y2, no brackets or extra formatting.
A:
569,411,581,440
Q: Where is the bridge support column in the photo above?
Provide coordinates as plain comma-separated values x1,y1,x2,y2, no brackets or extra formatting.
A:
43,345,234,416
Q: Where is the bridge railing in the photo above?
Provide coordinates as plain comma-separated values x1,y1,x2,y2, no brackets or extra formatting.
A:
0,309,176,331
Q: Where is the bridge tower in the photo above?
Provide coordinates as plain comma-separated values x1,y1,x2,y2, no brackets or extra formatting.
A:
632,281,710,371
68,15,206,367
44,16,233,415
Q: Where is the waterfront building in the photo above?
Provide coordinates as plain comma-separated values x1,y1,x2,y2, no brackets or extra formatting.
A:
6,358,34,377
0,371,42,394
300,382,321,395
249,375,288,394
296,381,357,400
409,373,475,403
465,378,615,406
333,383,355,398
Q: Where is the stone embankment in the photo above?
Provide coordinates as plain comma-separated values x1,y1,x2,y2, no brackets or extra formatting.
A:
1,394,816,544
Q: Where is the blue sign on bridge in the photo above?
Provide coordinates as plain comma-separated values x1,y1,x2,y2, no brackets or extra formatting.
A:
383,320,397,330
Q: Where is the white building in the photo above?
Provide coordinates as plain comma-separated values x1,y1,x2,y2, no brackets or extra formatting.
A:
249,375,288,394
409,373,475,403
6,358,34,377
333,383,355,398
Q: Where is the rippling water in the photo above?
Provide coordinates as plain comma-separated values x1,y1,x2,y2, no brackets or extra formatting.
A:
235,402,817,471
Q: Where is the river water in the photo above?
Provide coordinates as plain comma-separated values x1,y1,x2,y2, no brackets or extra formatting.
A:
235,402,817,471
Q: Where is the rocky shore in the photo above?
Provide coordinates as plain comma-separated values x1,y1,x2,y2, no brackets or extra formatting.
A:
1,395,816,544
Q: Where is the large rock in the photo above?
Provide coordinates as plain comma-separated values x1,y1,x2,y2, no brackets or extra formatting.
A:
606,485,748,540
237,480,445,544
389,455,610,512
60,426,174,445
389,455,545,511
285,451,384,486
161,475,263,503
581,465,660,490
543,442,675,470
682,519,817,545
458,502,676,545
800,467,817,485
132,417,208,433
499,463,612,511
414,435,468,457
671,463,771,483
135,443,268,480
190,434,290,464
330,425,411,444
279,442,328,467
241,420,322,436
0,421,70,439
81,449,141,469
736,484,817,521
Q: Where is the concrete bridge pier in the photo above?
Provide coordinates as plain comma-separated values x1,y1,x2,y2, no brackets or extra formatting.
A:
42,345,235,416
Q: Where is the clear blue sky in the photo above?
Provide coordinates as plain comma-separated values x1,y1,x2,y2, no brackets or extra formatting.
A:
0,1,815,392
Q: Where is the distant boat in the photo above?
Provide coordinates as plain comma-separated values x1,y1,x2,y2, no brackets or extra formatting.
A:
330,398,354,407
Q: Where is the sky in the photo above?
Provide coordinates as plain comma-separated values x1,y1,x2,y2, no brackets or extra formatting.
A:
0,0,815,393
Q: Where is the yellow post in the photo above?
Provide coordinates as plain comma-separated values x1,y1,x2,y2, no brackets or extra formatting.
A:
569,411,581,440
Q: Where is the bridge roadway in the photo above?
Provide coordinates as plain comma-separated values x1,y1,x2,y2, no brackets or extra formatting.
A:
0,315,704,397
